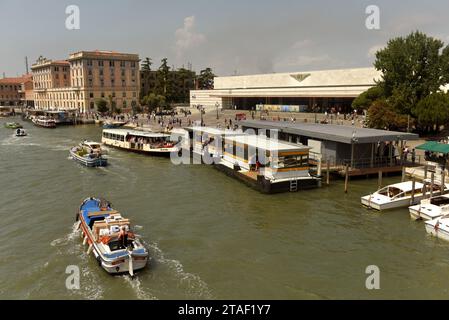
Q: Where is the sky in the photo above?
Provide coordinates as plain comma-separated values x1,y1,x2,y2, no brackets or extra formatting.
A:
1,0,449,77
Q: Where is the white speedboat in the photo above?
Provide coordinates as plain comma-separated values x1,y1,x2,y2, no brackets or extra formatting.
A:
409,195,449,221
70,145,108,167
425,217,449,242
361,181,446,211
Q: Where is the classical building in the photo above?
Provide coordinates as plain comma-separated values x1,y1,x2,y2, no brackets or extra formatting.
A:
190,67,382,113
0,74,33,107
32,50,140,113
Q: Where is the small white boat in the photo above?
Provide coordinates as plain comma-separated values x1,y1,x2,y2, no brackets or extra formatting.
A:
15,128,27,137
425,217,449,242
70,145,108,167
409,195,449,221
361,181,447,211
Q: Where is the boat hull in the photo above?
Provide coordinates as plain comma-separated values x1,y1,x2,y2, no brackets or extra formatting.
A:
103,140,178,158
70,150,108,167
425,220,449,242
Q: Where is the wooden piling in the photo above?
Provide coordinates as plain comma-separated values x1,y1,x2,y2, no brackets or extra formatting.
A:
378,171,383,190
424,165,428,179
326,159,330,186
402,166,406,182
344,164,349,193
411,178,416,205
430,172,435,198
441,172,446,194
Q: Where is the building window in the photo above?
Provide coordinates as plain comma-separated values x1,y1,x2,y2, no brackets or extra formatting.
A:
98,60,104,67
99,69,104,76
122,92,126,98
89,93,94,98
109,61,114,67
120,61,126,68
101,92,105,98
87,60,92,66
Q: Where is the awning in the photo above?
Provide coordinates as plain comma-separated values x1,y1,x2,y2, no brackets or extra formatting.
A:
416,141,449,154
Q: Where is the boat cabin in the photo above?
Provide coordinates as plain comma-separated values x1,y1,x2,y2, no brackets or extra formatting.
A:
221,134,312,181
186,126,245,157
102,129,177,152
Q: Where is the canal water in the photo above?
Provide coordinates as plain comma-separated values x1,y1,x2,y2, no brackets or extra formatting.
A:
1,117,449,300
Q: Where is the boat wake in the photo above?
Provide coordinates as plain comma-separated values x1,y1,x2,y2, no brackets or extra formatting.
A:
121,275,157,300
145,241,214,299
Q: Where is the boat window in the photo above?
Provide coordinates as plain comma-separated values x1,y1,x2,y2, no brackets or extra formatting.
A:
387,187,403,198
276,155,309,169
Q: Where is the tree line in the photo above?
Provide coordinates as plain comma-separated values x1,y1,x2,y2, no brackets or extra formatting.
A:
353,31,449,134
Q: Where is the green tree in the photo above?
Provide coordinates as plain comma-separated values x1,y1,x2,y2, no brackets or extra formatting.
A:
197,67,215,89
95,98,109,114
374,31,449,115
367,100,409,131
352,86,384,110
412,92,449,133
156,58,171,98
142,93,166,112
141,57,152,71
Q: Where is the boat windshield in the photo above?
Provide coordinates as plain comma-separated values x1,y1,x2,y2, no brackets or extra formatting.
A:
378,187,404,198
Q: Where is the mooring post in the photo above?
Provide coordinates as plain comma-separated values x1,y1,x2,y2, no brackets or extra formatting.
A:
411,177,416,205
424,165,428,180
344,164,349,193
326,159,330,186
402,166,406,182
430,172,435,198
378,171,383,190
441,171,446,194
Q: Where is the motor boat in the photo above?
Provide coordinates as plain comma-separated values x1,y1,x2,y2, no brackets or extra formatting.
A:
15,128,27,137
32,116,56,128
4,122,22,129
69,145,108,167
409,194,449,221
361,181,447,211
425,216,449,242
76,197,149,275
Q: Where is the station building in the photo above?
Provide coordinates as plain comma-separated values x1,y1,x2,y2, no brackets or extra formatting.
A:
190,67,382,113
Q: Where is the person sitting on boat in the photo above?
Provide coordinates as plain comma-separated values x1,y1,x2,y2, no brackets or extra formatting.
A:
118,226,128,249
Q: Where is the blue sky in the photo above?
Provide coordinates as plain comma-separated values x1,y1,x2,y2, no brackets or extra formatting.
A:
1,0,449,76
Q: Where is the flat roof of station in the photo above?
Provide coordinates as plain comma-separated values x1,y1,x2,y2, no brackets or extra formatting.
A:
187,126,245,136
239,120,419,144
225,134,310,152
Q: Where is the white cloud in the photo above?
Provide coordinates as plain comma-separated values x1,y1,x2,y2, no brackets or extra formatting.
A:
175,16,206,57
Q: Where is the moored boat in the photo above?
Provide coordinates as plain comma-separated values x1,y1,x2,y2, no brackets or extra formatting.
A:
361,181,448,211
76,197,149,275
425,216,449,242
70,145,108,167
103,121,127,129
409,195,449,221
101,128,180,156
4,122,23,129
32,116,56,128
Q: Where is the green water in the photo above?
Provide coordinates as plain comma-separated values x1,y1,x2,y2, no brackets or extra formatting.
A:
1,117,449,300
